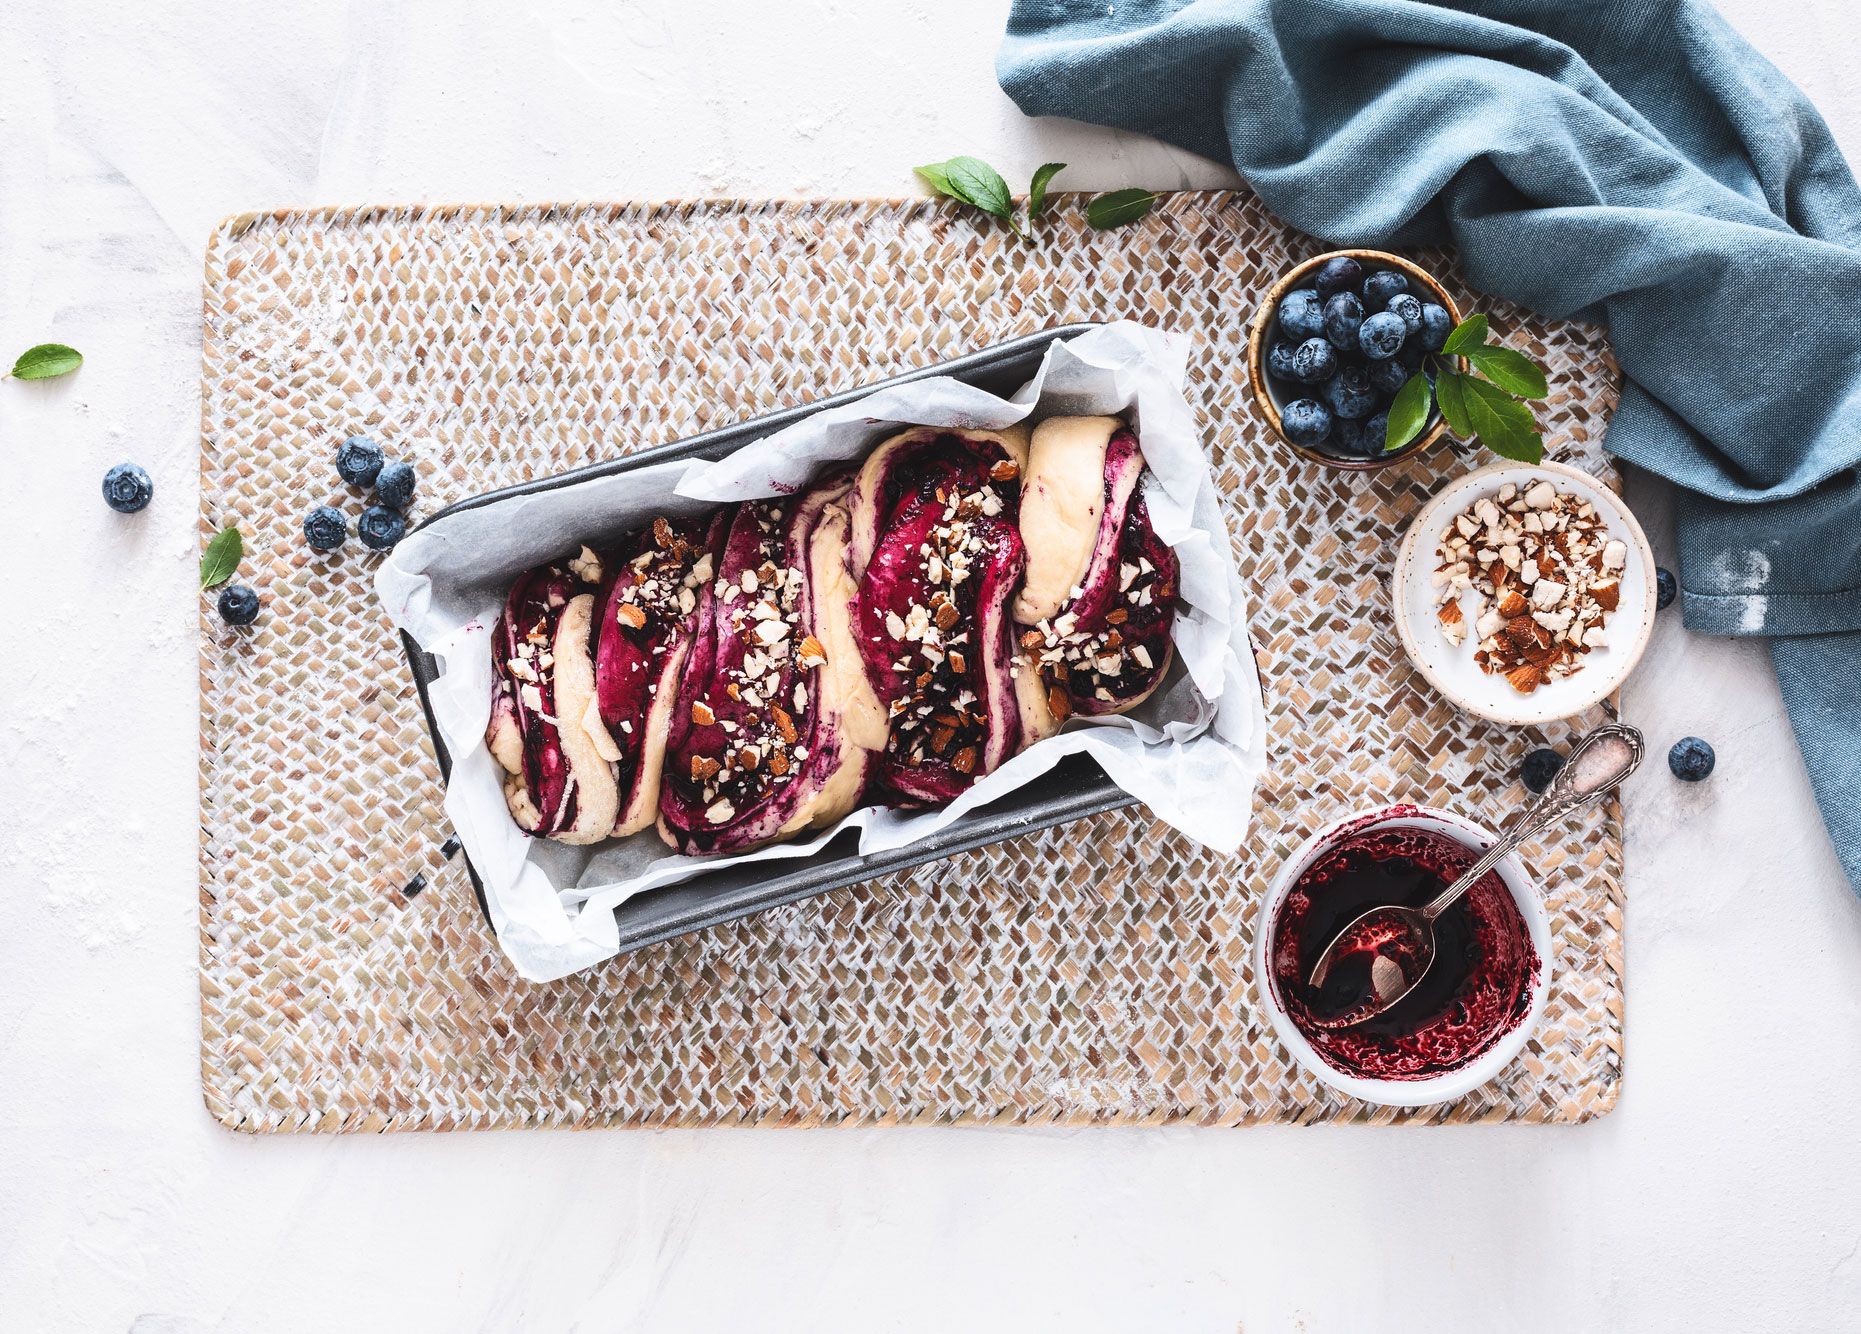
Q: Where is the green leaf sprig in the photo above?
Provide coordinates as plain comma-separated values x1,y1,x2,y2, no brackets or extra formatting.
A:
8,344,83,381
1384,314,1549,462
200,525,244,590
914,158,1157,237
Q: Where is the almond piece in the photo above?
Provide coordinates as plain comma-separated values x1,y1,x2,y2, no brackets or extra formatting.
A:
1047,684,1073,724
934,601,960,631
951,745,978,774
615,602,647,630
1505,663,1546,693
1437,600,1464,628
796,634,828,668
1591,578,1620,611
988,459,1020,482
1497,590,1529,618
768,750,790,777
772,706,799,745
690,699,717,727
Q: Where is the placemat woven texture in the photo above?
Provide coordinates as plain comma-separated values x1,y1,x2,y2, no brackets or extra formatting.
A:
199,194,1623,1131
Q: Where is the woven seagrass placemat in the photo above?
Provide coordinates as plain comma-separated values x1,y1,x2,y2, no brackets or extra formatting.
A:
199,194,1623,1131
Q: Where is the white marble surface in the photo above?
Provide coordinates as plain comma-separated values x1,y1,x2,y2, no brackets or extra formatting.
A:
4,2,1859,1330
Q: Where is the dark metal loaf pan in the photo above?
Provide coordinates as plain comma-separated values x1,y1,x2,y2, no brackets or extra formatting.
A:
400,323,1139,957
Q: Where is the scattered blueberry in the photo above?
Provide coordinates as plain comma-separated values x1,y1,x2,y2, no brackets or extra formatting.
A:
102,462,154,513
1656,567,1677,610
1313,256,1364,299
1367,356,1411,396
1521,747,1565,794
1418,302,1453,352
304,504,347,552
1386,292,1425,335
375,460,416,509
1268,341,1300,381
1332,418,1367,456
1668,736,1716,782
1361,411,1391,456
357,504,407,551
217,584,261,627
1358,311,1408,360
1291,337,1338,384
1322,291,1365,352
1277,289,1326,342
336,435,385,487
1281,398,1334,448
1323,363,1380,420
1361,269,1410,311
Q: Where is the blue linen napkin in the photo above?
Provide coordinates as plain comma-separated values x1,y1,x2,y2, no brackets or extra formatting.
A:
999,0,1861,892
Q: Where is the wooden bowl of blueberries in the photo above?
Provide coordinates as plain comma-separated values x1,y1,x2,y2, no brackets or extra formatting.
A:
1247,250,1465,470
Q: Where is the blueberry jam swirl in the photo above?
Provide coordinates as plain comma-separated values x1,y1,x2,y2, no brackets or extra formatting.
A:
1269,820,1539,1081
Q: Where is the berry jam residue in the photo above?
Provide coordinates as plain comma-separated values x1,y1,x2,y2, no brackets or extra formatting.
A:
1270,819,1539,1082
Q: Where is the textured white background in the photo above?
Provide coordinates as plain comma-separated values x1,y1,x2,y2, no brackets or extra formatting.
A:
3,2,1859,1330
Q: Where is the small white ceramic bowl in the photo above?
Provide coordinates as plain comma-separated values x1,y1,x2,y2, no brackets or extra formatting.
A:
1390,459,1657,726
1254,805,1552,1108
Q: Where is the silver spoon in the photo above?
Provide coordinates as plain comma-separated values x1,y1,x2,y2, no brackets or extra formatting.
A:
1304,722,1645,1029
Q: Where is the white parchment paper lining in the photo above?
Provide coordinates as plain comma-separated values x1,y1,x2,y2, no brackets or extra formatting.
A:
377,321,1268,982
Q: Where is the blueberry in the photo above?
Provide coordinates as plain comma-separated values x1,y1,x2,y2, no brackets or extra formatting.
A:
1361,411,1391,456
1280,398,1334,448
1656,567,1677,610
1418,303,1454,352
217,584,261,627
375,460,416,509
1668,736,1716,782
357,505,407,551
1322,292,1364,352
1331,418,1366,456
1361,269,1410,311
336,435,385,487
1521,747,1565,794
1397,339,1430,371
1267,341,1300,382
1367,357,1412,397
1277,289,1325,342
1323,364,1380,420
1358,311,1408,360
102,463,154,513
1291,337,1338,384
303,504,348,552
1313,256,1364,299
1386,292,1425,334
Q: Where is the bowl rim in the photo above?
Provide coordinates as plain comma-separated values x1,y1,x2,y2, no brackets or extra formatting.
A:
1388,458,1659,726
1252,804,1552,1108
1246,248,1466,472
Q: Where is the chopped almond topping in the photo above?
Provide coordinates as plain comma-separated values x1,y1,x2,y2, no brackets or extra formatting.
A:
930,724,955,754
796,634,828,668
1591,578,1620,611
934,601,960,631
768,750,790,777
652,516,674,550
948,650,966,676
1047,684,1073,723
1497,589,1529,618
1505,663,1546,693
951,745,978,774
725,682,741,700
988,458,1020,482
615,602,647,630
1437,600,1463,627
1106,607,1129,625
1020,629,1044,651
772,706,798,745
691,755,722,782
690,700,716,727
737,747,760,771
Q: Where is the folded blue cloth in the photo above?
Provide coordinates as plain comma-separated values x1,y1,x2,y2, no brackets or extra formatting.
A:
1000,0,1861,891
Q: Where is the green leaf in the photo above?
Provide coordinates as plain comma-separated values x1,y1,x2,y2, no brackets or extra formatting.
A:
939,156,1016,219
1464,344,1550,399
10,343,83,380
1086,188,1159,230
1383,372,1434,453
1028,162,1067,218
1462,376,1544,463
200,525,244,590
913,161,956,195
1434,370,1476,438
1441,314,1489,356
